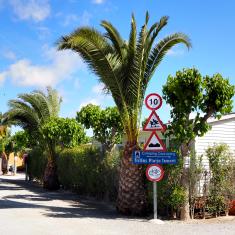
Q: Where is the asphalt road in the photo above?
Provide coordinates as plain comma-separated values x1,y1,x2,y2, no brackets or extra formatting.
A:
1,174,235,235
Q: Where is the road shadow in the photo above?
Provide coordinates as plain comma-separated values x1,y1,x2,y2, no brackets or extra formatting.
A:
0,178,146,222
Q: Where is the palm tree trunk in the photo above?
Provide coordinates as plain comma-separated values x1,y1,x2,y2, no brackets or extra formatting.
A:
43,159,60,190
116,141,147,215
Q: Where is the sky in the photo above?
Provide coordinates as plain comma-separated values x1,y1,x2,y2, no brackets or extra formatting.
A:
0,0,235,133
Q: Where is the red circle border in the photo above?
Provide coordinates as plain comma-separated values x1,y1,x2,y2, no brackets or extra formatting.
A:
145,93,162,110
146,164,164,182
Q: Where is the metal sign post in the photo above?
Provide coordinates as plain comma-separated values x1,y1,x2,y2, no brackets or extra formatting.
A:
146,164,164,220
153,181,157,219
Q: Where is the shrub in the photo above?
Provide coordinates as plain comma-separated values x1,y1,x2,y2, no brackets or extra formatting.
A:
28,146,47,181
206,143,235,216
57,145,120,200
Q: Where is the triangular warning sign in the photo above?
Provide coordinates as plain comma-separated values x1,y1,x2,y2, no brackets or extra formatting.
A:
144,132,166,152
143,111,166,132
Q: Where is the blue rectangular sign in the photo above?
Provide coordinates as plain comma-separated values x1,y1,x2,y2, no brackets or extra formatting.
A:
132,151,177,164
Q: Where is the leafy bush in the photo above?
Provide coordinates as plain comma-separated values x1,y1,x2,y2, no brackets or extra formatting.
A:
42,117,88,148
169,185,186,210
156,154,184,217
28,146,47,181
57,145,120,200
206,143,235,216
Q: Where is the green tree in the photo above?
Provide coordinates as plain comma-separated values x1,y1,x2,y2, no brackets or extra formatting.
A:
4,87,62,190
58,12,191,215
42,117,88,148
162,68,235,220
11,130,31,153
76,104,123,153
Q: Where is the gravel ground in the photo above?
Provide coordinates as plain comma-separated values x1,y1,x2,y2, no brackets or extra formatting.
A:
1,174,235,235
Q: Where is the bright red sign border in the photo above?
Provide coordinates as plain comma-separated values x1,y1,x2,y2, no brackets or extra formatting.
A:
143,131,166,152
145,93,162,110
146,164,164,182
143,110,166,132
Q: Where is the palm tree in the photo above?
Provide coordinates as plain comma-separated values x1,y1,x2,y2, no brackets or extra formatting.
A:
4,87,62,189
58,12,191,215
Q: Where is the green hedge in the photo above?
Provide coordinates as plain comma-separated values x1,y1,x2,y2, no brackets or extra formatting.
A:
28,146,47,181
57,145,120,200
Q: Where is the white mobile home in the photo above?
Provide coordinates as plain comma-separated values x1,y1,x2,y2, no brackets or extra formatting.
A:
194,113,235,168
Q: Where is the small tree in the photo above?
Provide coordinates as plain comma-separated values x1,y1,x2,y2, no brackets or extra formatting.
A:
42,117,88,149
206,144,235,217
76,104,123,153
162,68,235,220
11,130,31,153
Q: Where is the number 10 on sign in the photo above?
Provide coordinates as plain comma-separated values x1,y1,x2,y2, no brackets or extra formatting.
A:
145,93,162,110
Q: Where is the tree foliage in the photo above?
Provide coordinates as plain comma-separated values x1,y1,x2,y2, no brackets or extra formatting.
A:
163,68,234,146
11,130,31,152
4,87,62,143
42,117,88,148
206,144,235,215
76,104,123,151
162,68,235,220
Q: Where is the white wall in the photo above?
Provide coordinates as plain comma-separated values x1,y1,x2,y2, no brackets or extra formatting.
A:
195,115,235,169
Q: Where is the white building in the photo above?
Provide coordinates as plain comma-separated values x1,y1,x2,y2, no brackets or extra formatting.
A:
194,112,235,168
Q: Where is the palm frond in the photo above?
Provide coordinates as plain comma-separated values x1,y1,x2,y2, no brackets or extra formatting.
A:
145,33,191,86
6,88,62,141
58,27,132,135
101,20,125,59
128,14,137,56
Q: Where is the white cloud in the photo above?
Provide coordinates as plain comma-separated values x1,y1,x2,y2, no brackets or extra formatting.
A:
92,83,105,94
0,0,4,8
80,11,91,25
0,72,6,86
63,14,79,26
3,50,17,60
167,49,185,56
79,99,100,110
0,46,84,88
62,11,91,27
10,0,50,22
74,80,80,90
37,26,51,40
92,0,105,4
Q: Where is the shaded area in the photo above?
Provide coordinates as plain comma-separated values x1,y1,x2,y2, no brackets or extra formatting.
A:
0,178,144,221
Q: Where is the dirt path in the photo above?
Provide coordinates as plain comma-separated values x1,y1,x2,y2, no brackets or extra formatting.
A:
1,174,235,235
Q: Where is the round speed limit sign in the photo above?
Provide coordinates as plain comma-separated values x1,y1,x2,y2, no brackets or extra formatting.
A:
145,93,162,110
146,164,164,182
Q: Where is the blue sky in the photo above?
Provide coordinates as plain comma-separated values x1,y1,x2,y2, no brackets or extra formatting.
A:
0,0,235,131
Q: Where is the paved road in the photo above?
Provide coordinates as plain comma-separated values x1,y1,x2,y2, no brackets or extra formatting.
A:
1,174,235,235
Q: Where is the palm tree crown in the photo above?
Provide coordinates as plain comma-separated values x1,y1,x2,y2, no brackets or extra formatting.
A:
4,87,62,139
58,12,191,143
